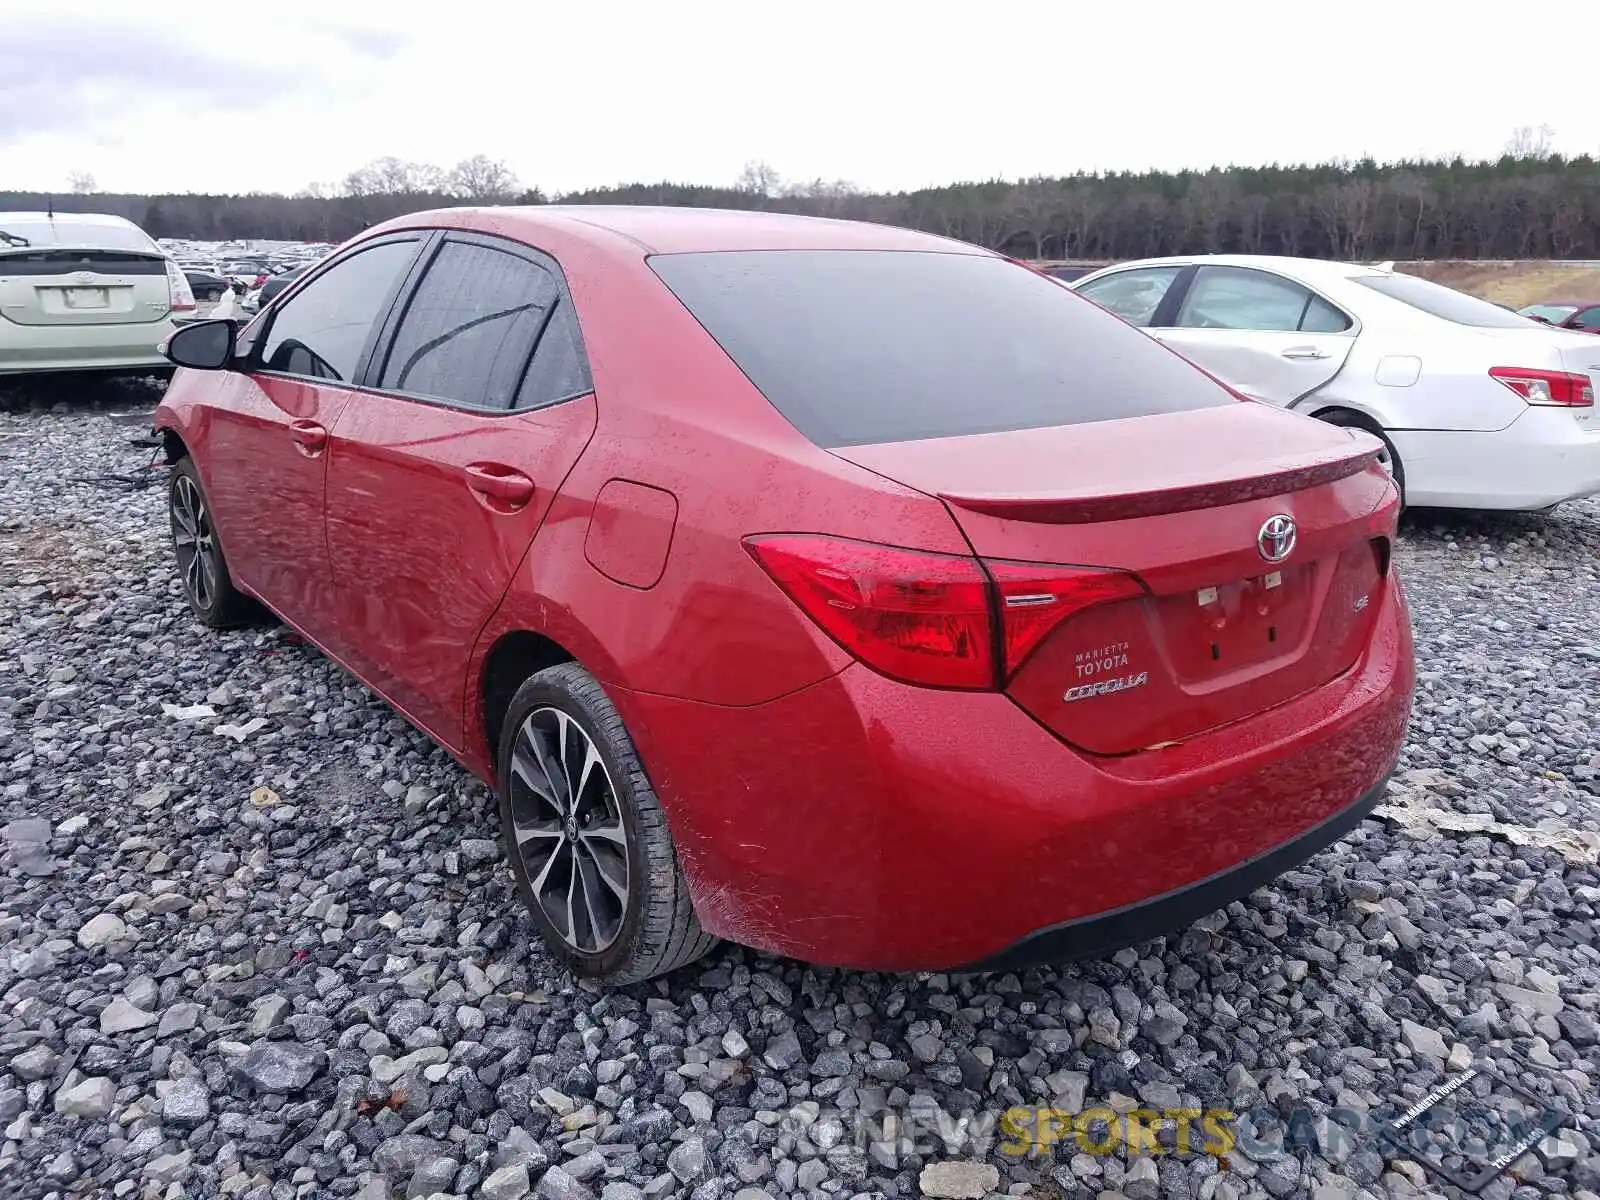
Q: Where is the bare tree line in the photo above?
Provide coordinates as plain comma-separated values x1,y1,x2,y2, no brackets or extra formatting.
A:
5,128,1598,261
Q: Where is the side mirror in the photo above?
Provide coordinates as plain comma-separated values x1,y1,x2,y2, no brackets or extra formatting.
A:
162,319,236,370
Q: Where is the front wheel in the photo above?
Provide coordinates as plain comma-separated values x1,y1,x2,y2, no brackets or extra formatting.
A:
167,458,256,628
1317,411,1405,508
496,662,718,984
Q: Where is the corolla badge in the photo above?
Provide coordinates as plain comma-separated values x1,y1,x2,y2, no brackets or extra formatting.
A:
1257,514,1297,563
1062,671,1149,704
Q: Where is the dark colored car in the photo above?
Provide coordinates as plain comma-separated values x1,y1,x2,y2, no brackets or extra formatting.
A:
183,270,232,303
255,263,310,309
1518,300,1600,332
152,206,1414,984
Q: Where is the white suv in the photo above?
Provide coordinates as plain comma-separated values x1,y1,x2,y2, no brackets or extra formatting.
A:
0,211,196,376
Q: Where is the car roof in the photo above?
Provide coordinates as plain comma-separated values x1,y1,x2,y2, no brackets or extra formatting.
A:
382,205,982,256
0,211,141,232
1084,253,1388,285
1533,298,1600,307
0,211,154,250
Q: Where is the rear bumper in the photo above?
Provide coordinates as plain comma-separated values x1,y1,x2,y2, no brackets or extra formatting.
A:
1395,406,1600,510
958,772,1389,971
615,570,1414,971
0,317,176,375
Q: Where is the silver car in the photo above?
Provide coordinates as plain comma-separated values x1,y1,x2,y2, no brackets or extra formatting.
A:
0,211,195,376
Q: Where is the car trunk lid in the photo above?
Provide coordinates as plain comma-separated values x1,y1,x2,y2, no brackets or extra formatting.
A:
0,246,172,326
833,402,1398,755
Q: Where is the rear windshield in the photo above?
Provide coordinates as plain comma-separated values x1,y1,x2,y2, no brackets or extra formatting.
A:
0,218,156,253
648,249,1233,447
1351,273,1534,328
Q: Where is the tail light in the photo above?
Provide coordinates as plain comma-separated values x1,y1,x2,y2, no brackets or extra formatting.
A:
165,260,195,313
1489,366,1594,407
743,534,1142,689
987,560,1145,674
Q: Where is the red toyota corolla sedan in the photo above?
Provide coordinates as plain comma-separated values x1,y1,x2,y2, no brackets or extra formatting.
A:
152,207,1414,984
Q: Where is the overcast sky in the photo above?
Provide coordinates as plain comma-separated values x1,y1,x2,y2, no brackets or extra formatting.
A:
4,0,1596,198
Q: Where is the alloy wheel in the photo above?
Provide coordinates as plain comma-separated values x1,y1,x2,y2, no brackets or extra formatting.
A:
171,474,219,610
507,706,630,953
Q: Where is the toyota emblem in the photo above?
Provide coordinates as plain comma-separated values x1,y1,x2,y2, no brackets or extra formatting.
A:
1257,514,1297,563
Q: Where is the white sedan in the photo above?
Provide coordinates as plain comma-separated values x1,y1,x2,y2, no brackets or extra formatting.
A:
1067,255,1600,511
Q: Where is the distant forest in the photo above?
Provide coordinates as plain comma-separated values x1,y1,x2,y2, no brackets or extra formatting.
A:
6,129,1600,261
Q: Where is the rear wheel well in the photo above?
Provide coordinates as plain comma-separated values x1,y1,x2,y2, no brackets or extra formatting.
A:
1308,406,1405,503
1309,404,1391,434
481,631,576,766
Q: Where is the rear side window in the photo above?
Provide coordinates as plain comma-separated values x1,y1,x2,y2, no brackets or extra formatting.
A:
259,240,418,383
1175,266,1353,334
649,250,1232,447
515,299,593,410
1353,273,1533,328
379,240,558,409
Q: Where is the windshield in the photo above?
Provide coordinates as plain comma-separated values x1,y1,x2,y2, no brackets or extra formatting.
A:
649,249,1233,448
1352,273,1536,328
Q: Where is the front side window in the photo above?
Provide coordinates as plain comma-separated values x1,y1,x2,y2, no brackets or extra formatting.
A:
259,240,418,382
378,240,558,409
1571,306,1600,331
1075,266,1183,327
1176,266,1352,333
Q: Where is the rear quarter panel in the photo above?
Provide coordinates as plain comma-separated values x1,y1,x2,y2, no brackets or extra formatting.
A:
462,240,970,763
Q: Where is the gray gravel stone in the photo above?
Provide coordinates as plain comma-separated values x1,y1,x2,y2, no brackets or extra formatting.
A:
145,1150,193,1184
10,1045,59,1081
668,1136,709,1182
99,996,158,1033
536,1166,596,1200
76,912,127,949
1401,1018,1449,1061
407,1155,460,1198
162,1077,211,1126
54,1076,115,1118
2,394,1598,1200
482,1162,531,1200
374,1135,448,1179
918,1161,999,1198
233,1039,325,1093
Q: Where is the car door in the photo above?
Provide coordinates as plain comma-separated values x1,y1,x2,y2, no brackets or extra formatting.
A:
1146,265,1356,405
322,232,598,751
199,235,425,640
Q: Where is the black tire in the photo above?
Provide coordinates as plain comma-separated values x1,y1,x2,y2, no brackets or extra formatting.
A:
167,457,256,629
496,662,717,984
1317,410,1405,508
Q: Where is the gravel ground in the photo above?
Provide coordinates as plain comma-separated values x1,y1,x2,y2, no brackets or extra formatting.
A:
0,384,1597,1200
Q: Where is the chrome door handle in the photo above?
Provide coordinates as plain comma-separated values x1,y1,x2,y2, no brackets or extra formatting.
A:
1281,346,1330,360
